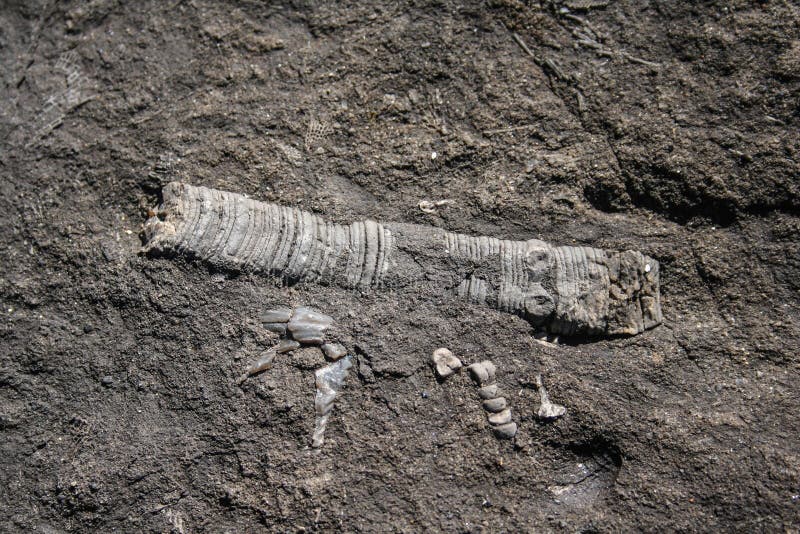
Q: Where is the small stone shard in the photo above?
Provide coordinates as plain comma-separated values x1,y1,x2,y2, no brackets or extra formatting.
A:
288,306,333,345
312,355,353,448
276,339,300,353
261,307,293,324
467,360,496,385
535,374,566,420
432,347,463,379
321,343,348,361
238,348,276,384
482,397,507,413
487,408,512,426
492,422,517,440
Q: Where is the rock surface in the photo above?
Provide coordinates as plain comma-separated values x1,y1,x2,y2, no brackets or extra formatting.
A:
1,0,798,531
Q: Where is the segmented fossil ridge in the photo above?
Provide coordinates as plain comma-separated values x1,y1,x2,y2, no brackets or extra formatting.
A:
144,182,662,337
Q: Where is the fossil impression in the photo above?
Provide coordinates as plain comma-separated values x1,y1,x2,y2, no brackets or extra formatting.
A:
240,305,352,448
144,182,662,336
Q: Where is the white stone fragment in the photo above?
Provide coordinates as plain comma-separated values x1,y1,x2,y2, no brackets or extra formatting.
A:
432,347,462,379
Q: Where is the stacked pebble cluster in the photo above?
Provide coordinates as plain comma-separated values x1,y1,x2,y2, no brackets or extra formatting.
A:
466,360,518,439
432,349,518,440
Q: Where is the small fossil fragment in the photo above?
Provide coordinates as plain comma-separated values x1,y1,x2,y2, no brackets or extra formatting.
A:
535,375,566,420
482,397,508,413
237,348,276,384
479,384,502,399
144,182,662,337
261,307,293,323
288,307,333,345
276,339,300,353
321,343,347,361
312,355,353,448
240,305,354,448
431,347,463,379
467,361,497,386
492,422,518,440
263,323,288,335
487,408,512,426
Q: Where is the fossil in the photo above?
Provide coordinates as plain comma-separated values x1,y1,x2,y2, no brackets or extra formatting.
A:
144,182,662,337
431,347,463,379
312,356,352,448
535,374,567,420
240,305,352,448
432,352,518,440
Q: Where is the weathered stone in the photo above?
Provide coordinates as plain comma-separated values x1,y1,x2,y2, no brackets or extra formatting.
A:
482,397,507,413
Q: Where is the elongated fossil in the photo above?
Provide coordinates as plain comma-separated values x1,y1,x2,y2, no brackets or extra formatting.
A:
144,182,662,336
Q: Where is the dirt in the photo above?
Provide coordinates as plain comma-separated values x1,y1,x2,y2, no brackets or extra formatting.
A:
1,0,798,531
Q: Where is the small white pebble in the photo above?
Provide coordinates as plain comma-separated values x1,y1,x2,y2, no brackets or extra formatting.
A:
645,263,652,273
431,151,437,160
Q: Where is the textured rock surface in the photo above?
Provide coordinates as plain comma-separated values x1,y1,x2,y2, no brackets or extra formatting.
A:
2,0,799,532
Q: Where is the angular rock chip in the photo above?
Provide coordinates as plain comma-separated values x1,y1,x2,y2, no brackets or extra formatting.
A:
487,408,512,426
492,422,517,440
482,397,507,413
288,306,333,345
321,343,348,361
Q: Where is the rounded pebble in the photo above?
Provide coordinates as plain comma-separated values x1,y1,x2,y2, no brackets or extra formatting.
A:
492,422,517,439
482,397,507,413
487,408,512,426
100,375,113,386
478,384,501,399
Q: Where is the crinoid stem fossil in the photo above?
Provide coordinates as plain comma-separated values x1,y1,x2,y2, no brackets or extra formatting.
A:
144,182,663,337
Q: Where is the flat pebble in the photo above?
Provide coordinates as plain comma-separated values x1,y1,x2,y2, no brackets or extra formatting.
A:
482,397,507,413
492,422,517,439
276,339,300,353
487,408,512,426
478,384,501,399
